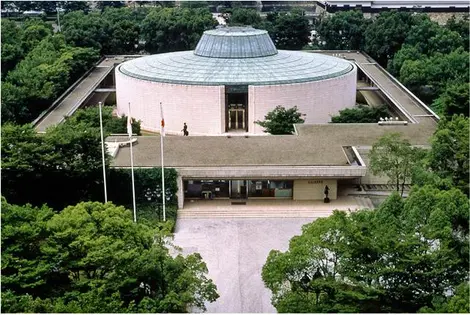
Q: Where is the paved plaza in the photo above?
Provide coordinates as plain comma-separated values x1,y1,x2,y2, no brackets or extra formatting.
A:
173,217,317,313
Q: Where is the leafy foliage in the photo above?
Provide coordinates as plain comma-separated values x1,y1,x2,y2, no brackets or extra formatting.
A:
316,10,369,50
226,8,262,26
1,35,99,124
364,11,417,66
331,104,389,123
263,9,310,50
141,7,217,53
62,8,144,54
428,115,469,195
1,200,219,313
255,105,305,135
262,186,469,313
66,105,141,136
369,133,425,196
431,82,469,118
399,48,468,105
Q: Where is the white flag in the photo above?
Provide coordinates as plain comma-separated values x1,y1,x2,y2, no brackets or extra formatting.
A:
127,103,132,137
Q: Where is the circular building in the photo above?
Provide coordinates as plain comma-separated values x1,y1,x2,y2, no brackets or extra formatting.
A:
116,27,357,135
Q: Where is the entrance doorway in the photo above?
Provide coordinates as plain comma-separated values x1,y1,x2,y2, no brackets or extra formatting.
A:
225,85,248,132
230,180,247,199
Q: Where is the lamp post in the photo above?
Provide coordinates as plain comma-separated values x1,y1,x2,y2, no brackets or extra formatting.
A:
144,185,173,221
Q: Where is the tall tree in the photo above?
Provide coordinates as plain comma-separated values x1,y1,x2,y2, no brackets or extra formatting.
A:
1,200,219,313
432,82,469,118
316,10,369,50
369,133,424,196
364,11,416,66
262,186,469,313
141,7,217,53
1,19,24,76
445,14,469,52
263,8,310,50
398,48,469,105
226,8,262,26
428,115,469,195
255,105,305,135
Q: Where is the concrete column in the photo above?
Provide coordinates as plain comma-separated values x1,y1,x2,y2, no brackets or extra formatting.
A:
177,175,184,209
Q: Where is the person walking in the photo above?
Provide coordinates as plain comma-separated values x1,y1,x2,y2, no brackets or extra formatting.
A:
182,123,189,136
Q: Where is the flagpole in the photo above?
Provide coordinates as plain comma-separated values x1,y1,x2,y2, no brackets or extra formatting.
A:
128,102,137,222
98,101,108,203
160,102,166,222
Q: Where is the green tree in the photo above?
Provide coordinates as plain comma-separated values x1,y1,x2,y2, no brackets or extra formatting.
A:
141,7,217,53
316,10,369,50
2,34,99,123
331,105,389,123
1,121,105,209
364,11,416,66
21,19,54,53
61,0,90,13
96,1,125,11
100,8,142,54
1,200,219,313
66,105,141,135
445,14,469,52
263,9,310,50
62,10,110,51
432,82,469,117
255,105,305,135
1,19,24,76
227,8,261,26
387,44,422,76
1,198,66,299
262,186,469,313
399,48,469,105
428,115,469,195
369,133,424,196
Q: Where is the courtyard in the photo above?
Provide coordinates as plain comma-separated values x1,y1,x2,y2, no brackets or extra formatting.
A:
173,217,321,312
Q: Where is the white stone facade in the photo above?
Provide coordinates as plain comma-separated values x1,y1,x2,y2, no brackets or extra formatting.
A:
116,66,357,135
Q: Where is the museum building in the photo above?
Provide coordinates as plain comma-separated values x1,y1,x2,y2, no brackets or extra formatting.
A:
115,26,357,135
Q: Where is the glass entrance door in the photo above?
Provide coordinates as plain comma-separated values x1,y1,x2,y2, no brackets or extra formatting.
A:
228,107,245,130
230,180,247,199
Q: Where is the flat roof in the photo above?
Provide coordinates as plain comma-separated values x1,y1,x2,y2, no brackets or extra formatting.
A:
110,122,435,168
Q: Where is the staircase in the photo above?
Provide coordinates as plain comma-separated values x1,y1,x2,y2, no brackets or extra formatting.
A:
177,198,365,219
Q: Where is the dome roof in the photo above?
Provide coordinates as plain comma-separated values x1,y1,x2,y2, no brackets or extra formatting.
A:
194,27,277,58
118,26,354,86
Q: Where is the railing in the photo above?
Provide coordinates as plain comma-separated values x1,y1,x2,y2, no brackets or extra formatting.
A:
360,51,440,122
57,66,115,124
32,56,106,127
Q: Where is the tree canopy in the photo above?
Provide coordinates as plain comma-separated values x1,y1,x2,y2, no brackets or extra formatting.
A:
428,115,469,195
369,133,425,195
316,10,369,50
262,186,469,313
1,199,219,313
263,9,310,50
141,7,217,53
255,105,305,135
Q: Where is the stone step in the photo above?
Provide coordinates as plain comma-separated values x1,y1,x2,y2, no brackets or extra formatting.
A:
177,209,353,219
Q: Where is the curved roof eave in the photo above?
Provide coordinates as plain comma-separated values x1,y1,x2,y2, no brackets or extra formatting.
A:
117,50,355,86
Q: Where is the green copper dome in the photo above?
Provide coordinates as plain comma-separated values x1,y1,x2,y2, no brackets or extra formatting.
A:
118,26,354,86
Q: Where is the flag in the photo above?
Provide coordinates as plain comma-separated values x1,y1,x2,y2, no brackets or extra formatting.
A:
160,102,165,136
127,103,132,137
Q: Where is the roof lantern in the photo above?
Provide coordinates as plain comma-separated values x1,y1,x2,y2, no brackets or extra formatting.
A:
194,26,278,58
